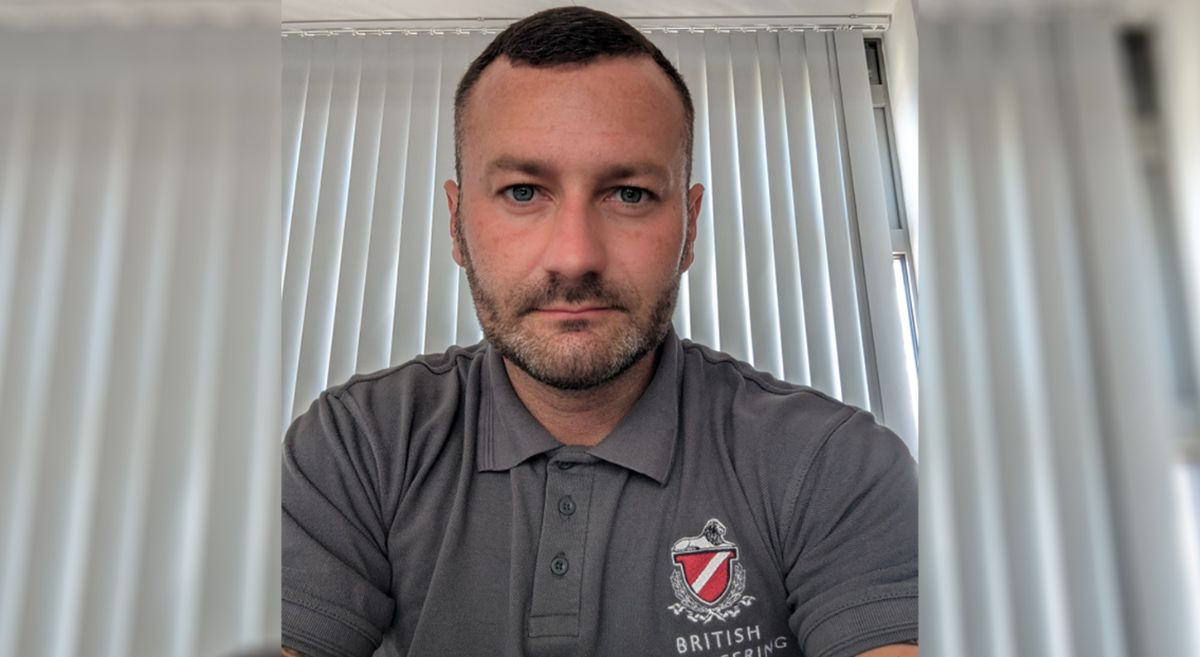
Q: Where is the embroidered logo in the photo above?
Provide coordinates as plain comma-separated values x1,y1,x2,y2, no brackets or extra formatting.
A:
668,518,755,624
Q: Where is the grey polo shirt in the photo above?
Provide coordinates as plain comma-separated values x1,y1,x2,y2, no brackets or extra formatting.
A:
282,330,917,657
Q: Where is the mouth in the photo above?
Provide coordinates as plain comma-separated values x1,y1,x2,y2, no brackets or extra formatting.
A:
532,306,615,320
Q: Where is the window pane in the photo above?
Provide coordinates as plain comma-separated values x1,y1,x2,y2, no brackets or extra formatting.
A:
874,108,903,230
892,255,918,422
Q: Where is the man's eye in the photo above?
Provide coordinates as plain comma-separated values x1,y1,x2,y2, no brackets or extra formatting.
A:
615,187,646,204
505,185,537,202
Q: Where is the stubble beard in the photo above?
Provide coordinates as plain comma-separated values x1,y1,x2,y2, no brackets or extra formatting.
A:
456,211,681,391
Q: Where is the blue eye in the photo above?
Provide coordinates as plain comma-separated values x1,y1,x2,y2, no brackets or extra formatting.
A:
507,185,536,202
617,187,645,203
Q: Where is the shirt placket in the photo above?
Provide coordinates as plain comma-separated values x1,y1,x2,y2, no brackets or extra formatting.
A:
527,450,597,641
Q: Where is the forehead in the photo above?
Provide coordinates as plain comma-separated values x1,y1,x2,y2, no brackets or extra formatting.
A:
460,55,688,181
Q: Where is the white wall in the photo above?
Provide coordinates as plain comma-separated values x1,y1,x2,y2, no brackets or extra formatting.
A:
884,0,918,270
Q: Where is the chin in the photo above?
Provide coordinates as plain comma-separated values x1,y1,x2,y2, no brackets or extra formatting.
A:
503,325,646,390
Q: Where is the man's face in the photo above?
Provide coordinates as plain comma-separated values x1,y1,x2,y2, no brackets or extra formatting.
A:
446,55,703,390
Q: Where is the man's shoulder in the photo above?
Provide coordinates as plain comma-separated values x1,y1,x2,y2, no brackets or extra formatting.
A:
678,339,857,432
675,338,910,480
675,340,914,536
319,341,488,423
336,341,487,389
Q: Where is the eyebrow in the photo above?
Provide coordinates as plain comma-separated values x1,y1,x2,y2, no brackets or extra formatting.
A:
603,162,670,182
487,156,550,177
485,156,671,183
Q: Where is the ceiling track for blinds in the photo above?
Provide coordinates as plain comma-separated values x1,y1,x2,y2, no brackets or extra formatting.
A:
281,15,891,37
0,2,275,30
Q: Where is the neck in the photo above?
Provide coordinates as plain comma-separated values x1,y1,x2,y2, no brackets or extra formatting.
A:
503,349,659,446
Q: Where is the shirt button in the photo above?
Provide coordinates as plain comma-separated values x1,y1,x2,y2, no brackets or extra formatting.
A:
557,496,576,516
550,554,569,576
556,462,573,470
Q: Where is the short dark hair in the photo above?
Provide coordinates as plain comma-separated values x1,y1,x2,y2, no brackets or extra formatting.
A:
453,6,695,183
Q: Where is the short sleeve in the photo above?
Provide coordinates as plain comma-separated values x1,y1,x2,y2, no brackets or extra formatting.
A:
783,410,918,657
282,390,396,657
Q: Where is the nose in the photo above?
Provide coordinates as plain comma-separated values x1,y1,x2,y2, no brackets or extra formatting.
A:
540,197,608,280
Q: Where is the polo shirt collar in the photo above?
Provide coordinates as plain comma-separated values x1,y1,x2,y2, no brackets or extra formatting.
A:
477,328,682,485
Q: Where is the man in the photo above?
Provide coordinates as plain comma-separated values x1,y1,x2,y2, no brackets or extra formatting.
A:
282,7,917,657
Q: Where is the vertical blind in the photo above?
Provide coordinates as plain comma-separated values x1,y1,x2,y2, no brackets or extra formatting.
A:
920,8,1200,657
281,26,916,449
0,23,281,657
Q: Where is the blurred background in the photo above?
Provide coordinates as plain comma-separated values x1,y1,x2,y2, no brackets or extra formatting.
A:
920,0,1200,656
0,2,281,657
0,0,1196,656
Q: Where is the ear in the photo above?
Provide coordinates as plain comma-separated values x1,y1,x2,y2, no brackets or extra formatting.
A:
681,183,704,272
445,179,464,267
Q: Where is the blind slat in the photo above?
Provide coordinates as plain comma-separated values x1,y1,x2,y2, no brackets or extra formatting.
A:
702,32,752,362
292,36,364,415
730,34,784,378
99,47,189,657
328,36,389,387
778,31,839,396
172,52,240,657
52,67,137,657
1010,21,1125,657
803,31,870,410
934,24,1021,655
0,59,82,657
390,36,441,362
756,30,810,385
281,36,311,279
917,24,967,650
281,35,336,424
0,38,33,398
954,23,1067,657
357,37,416,373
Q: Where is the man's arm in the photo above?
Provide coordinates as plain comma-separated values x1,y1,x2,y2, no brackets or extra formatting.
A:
780,409,919,655
282,391,396,656
281,649,306,657
859,643,919,656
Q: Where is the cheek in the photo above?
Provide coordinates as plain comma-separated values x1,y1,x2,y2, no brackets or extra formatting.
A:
636,218,686,261
611,224,686,280
463,223,536,280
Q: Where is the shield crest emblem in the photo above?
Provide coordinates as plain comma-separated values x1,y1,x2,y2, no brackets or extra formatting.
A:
672,547,738,604
667,518,755,623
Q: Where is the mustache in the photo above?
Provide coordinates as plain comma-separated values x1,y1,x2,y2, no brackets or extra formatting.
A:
518,273,629,315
